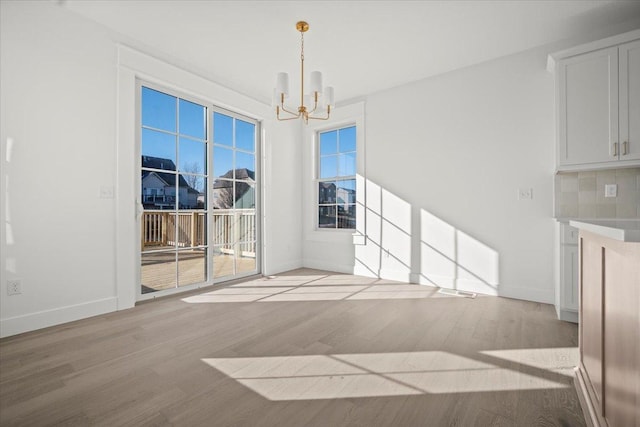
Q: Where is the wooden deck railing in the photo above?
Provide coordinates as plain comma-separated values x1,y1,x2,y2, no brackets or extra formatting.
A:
142,210,255,256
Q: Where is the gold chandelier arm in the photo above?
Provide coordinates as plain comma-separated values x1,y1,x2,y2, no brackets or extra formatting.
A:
307,105,332,121
276,105,302,121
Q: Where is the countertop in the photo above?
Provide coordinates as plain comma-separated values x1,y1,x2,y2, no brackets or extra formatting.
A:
568,219,640,242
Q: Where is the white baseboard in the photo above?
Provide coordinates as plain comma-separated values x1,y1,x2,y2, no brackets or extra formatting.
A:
558,308,579,323
302,259,354,274
0,297,118,338
498,285,554,304
263,259,303,276
410,273,499,297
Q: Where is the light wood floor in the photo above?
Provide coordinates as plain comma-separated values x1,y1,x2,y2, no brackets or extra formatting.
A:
0,269,584,426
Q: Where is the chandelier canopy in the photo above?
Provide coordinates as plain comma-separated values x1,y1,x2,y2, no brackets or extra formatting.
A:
274,21,335,123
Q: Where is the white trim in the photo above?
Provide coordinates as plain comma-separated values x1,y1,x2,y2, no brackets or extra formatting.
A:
264,259,304,276
411,273,500,297
117,45,270,309
496,284,555,305
0,297,118,338
302,102,366,244
547,28,640,73
303,258,354,274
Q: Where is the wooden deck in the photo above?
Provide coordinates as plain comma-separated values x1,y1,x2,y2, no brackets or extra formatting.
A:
141,248,256,293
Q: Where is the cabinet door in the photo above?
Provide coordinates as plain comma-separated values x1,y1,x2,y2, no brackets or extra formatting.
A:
559,47,619,166
562,244,579,311
619,39,640,161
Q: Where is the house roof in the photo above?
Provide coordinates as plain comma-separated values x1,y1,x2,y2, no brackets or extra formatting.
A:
213,168,255,188
142,156,195,190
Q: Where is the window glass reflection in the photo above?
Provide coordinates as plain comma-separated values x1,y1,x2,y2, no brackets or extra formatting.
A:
214,112,233,146
178,248,206,287
142,87,176,132
338,126,356,152
179,99,206,140
214,146,234,179
179,137,206,175
320,155,337,179
142,129,176,167
236,120,255,152
319,206,337,228
320,130,337,155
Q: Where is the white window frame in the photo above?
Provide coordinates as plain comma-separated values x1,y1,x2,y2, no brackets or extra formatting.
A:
316,125,357,231
302,102,365,243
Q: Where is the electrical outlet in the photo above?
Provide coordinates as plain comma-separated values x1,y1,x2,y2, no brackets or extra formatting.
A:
7,279,21,295
518,188,533,200
605,184,617,198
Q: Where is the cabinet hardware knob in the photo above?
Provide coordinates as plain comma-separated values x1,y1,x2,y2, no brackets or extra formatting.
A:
623,141,628,155
613,142,618,157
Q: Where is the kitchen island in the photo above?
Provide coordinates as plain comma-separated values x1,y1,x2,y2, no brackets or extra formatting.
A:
569,219,640,427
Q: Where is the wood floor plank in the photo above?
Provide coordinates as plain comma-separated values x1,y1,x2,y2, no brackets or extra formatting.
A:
0,268,585,426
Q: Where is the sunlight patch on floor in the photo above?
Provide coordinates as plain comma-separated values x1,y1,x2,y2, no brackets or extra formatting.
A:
202,349,571,401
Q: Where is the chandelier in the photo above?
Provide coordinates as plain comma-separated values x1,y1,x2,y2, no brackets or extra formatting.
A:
274,21,335,123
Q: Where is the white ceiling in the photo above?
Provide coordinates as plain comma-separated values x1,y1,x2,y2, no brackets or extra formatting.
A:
62,1,640,104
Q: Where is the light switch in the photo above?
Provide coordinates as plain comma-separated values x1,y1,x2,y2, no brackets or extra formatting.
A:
604,184,617,198
518,188,533,200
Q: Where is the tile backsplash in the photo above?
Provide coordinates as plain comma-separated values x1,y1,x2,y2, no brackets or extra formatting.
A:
555,167,640,219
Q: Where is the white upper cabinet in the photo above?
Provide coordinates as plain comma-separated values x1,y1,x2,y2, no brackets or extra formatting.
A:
559,47,618,166
619,39,640,161
550,30,640,171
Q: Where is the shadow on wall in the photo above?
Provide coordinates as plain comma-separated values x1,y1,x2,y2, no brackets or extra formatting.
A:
354,176,499,296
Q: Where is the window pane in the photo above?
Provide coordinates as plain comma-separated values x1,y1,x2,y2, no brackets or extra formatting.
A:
338,126,356,152
236,243,256,275
141,251,176,293
142,129,176,168
179,137,206,175
142,87,176,132
178,248,206,287
141,210,173,249
179,99,206,140
235,181,255,209
178,174,205,210
213,146,234,179
212,179,233,209
236,152,255,178
213,245,235,278
318,181,336,204
320,130,338,155
338,152,356,176
237,210,256,242
319,206,336,228
213,112,233,146
212,211,234,244
320,155,337,179
336,179,356,203
141,170,176,212
337,204,356,229
236,119,255,152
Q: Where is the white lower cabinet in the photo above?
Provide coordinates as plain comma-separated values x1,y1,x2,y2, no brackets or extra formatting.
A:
556,222,579,323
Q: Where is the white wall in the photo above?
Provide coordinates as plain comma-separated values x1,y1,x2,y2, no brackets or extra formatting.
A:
359,45,556,302
301,103,365,273
306,20,640,303
0,2,301,337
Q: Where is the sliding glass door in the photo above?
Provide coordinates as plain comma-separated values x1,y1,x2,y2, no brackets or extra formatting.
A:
139,83,259,298
211,110,258,280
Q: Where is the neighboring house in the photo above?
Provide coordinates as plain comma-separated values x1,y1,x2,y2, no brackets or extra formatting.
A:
141,156,202,209
212,168,255,209
319,182,354,208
